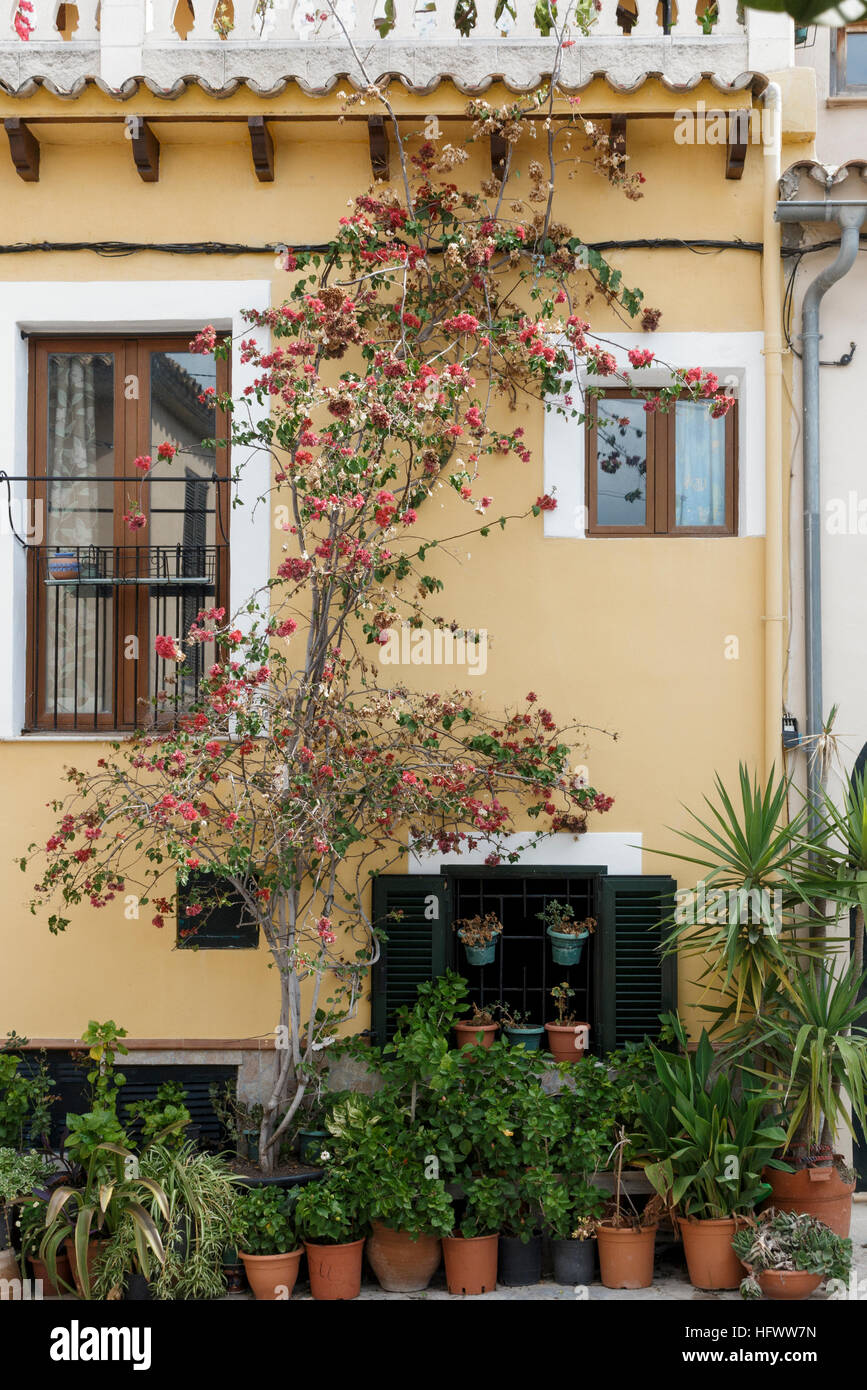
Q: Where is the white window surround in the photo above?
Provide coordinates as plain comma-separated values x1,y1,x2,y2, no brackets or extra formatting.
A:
543,331,766,540
0,279,272,741
409,831,642,876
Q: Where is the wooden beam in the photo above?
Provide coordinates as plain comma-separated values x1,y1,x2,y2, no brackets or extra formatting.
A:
248,115,275,182
609,114,627,163
490,133,508,182
4,118,39,182
126,116,160,183
725,110,749,181
367,114,390,181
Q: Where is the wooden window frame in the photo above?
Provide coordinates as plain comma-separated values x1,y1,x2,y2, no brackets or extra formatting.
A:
831,26,867,98
26,333,230,732
585,388,737,538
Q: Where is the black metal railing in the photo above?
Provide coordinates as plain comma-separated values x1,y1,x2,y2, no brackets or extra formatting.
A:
29,544,229,732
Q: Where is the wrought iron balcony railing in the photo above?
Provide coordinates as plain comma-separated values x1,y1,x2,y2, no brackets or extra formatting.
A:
27,543,228,733
0,1,794,95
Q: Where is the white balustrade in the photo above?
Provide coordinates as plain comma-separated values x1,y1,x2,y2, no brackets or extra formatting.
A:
0,0,780,95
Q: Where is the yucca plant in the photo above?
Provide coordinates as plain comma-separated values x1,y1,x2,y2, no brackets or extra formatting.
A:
650,764,832,1020
634,1015,789,1219
798,769,867,973
39,1141,168,1299
729,958,867,1151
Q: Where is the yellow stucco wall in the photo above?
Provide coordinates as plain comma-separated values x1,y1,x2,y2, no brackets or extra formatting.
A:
0,74,811,1045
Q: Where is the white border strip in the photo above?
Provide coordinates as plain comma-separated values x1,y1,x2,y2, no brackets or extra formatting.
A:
542,331,766,540
0,279,272,739
409,831,642,876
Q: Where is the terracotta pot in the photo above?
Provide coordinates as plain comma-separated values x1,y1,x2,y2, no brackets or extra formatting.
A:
367,1222,441,1293
596,1223,657,1289
239,1249,302,1300
30,1253,72,1298
545,1022,590,1063
0,1246,19,1296
453,1022,498,1050
304,1238,365,1300
63,1237,107,1297
442,1233,498,1295
756,1269,823,1301
764,1161,855,1238
679,1216,745,1291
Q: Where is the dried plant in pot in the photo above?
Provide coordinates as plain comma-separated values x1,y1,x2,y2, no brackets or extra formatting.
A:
453,1001,500,1051
454,913,504,968
732,1209,852,1302
595,1130,659,1290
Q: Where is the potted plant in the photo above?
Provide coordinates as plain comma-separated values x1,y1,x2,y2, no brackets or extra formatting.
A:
496,1169,566,1287
235,1183,302,1300
366,1154,451,1292
545,1177,605,1286
454,912,504,967
735,960,867,1238
732,1209,852,1301
454,1001,499,1050
0,1148,49,1291
18,1196,72,1296
545,982,590,1062
125,1080,191,1153
538,901,596,966
323,1093,450,1293
634,1019,790,1290
499,1007,545,1051
595,1129,659,1290
442,1175,501,1296
295,1165,367,1300
102,1143,238,1302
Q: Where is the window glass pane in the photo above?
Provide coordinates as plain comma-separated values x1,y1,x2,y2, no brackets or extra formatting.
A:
846,31,867,85
595,397,647,527
673,401,727,529
44,352,115,717
147,350,219,712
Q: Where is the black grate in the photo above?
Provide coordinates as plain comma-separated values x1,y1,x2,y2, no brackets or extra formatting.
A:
15,1053,236,1149
453,874,596,1034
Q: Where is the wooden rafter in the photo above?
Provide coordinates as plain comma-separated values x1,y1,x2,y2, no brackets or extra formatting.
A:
609,114,627,163
490,133,508,182
4,118,39,182
725,110,749,181
248,116,275,182
126,116,160,183
367,115,390,181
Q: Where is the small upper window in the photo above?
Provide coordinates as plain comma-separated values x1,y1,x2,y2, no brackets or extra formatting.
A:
176,870,259,951
832,26,867,96
586,390,737,537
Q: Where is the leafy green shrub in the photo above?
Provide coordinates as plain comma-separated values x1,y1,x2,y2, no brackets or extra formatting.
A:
295,1168,367,1245
235,1184,299,1255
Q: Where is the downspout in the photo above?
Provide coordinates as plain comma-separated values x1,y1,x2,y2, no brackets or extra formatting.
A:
761,82,785,784
774,198,867,824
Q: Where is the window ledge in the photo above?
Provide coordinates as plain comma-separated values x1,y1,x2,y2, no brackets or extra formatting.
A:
827,94,867,105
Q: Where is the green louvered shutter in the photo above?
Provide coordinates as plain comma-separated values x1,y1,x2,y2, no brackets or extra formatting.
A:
370,874,451,1044
596,875,677,1053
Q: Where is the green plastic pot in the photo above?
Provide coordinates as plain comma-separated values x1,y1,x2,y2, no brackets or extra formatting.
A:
298,1129,329,1164
547,927,589,966
459,932,498,966
504,1025,545,1051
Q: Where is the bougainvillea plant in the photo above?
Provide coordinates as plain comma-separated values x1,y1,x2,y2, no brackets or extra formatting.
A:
19,2,732,1171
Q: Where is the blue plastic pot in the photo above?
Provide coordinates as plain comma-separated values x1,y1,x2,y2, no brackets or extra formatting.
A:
547,927,589,966
504,1026,545,1051
459,933,498,967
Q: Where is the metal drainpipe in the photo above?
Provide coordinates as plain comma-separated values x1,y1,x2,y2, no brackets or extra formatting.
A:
775,199,867,825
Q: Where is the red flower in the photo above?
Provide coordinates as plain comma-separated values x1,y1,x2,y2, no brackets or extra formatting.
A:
535,495,557,512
